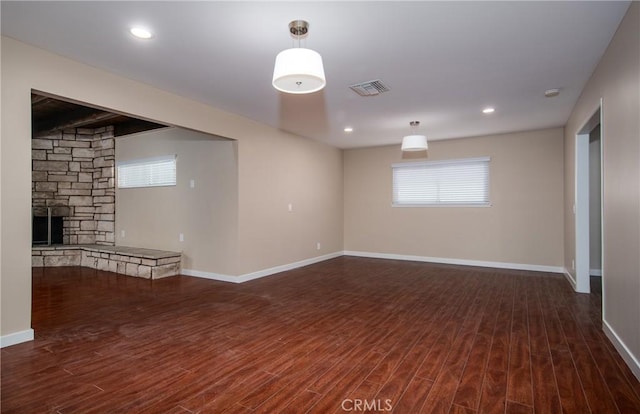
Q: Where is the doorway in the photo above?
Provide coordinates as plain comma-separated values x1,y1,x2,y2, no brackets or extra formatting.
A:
575,102,603,295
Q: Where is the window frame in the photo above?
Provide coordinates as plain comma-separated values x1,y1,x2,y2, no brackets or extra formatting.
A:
391,156,491,208
116,154,177,189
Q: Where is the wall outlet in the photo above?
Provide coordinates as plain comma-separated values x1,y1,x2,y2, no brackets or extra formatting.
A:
179,233,184,242
120,230,125,238
316,242,321,250
288,203,293,212
190,179,195,188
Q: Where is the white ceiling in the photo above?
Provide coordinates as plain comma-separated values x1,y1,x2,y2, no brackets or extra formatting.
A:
1,1,630,148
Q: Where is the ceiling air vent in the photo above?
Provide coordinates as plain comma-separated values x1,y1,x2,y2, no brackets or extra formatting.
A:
349,79,390,96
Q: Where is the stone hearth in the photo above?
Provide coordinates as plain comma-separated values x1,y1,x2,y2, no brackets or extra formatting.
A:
32,245,181,279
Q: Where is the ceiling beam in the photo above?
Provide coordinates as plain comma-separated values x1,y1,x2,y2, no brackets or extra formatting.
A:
30,94,50,107
114,120,166,137
33,110,121,135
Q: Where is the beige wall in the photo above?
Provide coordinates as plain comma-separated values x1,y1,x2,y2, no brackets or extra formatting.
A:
344,128,565,268
115,127,238,275
237,133,344,274
1,39,33,337
563,2,639,372
0,37,344,338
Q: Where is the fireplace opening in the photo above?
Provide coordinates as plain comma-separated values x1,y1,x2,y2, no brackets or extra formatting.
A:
32,215,64,245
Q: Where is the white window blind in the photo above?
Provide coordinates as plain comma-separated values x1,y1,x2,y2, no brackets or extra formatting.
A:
116,155,176,189
392,157,490,207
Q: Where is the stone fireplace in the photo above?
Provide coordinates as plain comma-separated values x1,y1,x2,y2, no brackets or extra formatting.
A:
32,126,115,246
32,214,64,245
30,99,181,279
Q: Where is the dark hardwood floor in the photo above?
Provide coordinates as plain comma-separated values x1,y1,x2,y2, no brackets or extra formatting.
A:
2,257,639,413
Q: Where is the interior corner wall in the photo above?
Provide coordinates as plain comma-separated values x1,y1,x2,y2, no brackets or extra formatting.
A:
563,1,639,376
236,129,344,275
344,128,565,268
0,36,344,340
115,127,238,276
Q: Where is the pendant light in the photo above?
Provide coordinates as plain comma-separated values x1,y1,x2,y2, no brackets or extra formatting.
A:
272,20,326,94
401,121,428,151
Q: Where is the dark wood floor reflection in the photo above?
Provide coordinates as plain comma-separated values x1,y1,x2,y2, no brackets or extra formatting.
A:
2,258,639,413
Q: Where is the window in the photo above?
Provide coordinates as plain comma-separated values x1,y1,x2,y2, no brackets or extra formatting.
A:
116,155,176,189
392,157,490,207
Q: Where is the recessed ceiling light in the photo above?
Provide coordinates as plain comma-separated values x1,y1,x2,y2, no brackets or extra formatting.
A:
130,27,153,39
344,127,353,133
482,107,495,114
544,88,560,98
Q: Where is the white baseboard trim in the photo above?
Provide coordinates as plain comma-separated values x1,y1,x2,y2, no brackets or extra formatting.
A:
183,251,343,284
590,268,602,277
603,319,640,382
563,268,577,290
343,251,564,274
181,268,242,283
0,329,34,348
185,251,567,283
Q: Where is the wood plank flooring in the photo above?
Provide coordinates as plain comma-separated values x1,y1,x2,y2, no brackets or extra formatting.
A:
2,257,639,413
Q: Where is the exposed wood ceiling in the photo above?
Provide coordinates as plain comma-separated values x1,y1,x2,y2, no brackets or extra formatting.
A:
31,93,167,138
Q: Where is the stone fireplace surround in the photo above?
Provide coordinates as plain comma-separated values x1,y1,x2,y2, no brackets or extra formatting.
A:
32,126,116,245
32,126,181,279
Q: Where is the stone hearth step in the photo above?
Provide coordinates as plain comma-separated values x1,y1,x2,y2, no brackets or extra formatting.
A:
32,244,181,279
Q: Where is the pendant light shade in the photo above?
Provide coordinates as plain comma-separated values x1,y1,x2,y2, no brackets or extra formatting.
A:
401,121,428,151
401,134,428,151
272,20,326,94
272,48,326,94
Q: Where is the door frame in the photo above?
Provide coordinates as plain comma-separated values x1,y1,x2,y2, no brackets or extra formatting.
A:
574,99,604,295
